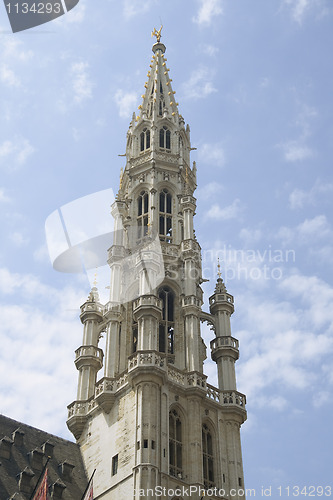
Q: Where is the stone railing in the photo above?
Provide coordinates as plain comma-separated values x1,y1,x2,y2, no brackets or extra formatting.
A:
133,296,162,311
80,302,104,314
128,351,166,370
168,367,186,386
206,386,246,409
181,239,200,253
187,372,207,389
181,296,201,308
167,366,207,390
209,293,234,306
75,345,103,361
220,390,246,407
95,373,128,396
67,398,97,419
206,384,220,402
210,336,239,350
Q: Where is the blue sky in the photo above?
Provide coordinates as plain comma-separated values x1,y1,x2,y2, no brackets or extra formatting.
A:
0,0,332,495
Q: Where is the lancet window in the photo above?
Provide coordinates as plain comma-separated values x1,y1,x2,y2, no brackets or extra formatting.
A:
202,424,215,488
159,188,172,242
158,287,174,355
169,409,183,478
137,190,149,241
140,127,150,151
159,126,171,150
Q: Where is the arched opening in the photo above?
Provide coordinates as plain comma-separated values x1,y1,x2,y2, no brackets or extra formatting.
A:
159,189,172,243
158,287,174,355
137,190,149,241
159,126,171,150
140,128,151,151
169,409,183,479
202,423,215,488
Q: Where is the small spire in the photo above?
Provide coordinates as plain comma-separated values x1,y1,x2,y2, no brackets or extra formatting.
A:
88,268,100,302
215,258,227,293
217,258,222,280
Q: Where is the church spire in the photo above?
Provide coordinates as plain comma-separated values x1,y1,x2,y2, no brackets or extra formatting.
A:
136,28,180,124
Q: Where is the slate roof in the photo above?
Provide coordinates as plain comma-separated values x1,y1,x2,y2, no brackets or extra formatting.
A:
0,415,88,499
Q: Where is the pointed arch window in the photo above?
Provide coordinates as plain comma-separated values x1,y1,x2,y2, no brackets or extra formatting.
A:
158,287,174,355
159,126,171,150
169,409,183,478
159,189,172,243
132,323,138,353
140,128,150,152
202,424,215,488
137,190,149,241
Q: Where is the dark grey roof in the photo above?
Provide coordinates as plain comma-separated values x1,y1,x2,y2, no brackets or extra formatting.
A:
0,414,88,499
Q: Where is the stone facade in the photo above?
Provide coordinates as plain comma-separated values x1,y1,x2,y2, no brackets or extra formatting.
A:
67,35,247,500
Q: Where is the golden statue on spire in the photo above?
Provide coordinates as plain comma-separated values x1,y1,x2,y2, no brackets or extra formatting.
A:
217,258,222,279
152,25,163,43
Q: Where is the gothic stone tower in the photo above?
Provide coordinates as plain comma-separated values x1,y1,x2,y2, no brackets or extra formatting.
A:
67,32,247,500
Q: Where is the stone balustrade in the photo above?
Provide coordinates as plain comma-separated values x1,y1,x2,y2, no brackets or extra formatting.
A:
210,336,239,350
128,351,165,370
220,390,246,407
80,302,104,314
75,345,103,360
209,293,233,306
133,296,162,311
181,296,201,308
95,374,128,396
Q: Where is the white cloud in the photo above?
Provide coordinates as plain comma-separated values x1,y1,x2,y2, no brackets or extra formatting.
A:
0,138,35,168
239,227,263,245
280,141,313,162
196,181,223,200
277,215,332,246
123,0,157,19
198,142,225,167
278,103,317,162
65,2,86,23
0,140,15,159
193,0,223,26
182,67,217,100
0,65,20,88
201,44,219,57
289,179,333,209
2,38,33,61
16,139,35,165
206,198,242,220
283,0,329,24
296,215,331,241
33,244,50,264
0,188,11,203
313,391,331,408
114,89,137,119
71,62,93,104
9,232,29,247
284,0,311,24
237,272,333,403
